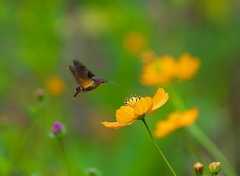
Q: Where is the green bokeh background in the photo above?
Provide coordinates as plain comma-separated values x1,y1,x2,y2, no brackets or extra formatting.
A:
0,0,240,175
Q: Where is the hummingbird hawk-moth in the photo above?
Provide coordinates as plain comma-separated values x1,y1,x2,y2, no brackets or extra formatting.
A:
69,60,108,98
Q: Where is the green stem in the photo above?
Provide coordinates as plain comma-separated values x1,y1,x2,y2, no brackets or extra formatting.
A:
8,101,43,175
179,129,203,163
142,118,177,176
166,84,185,111
13,118,37,162
168,85,237,176
59,138,72,176
187,124,237,176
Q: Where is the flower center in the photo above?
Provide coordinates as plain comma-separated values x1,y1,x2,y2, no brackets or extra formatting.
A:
124,95,141,108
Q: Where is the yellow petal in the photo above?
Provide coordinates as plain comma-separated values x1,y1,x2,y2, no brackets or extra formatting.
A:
101,121,128,129
134,97,153,117
176,53,200,80
154,108,198,138
116,106,135,124
154,120,178,138
179,108,199,127
149,88,169,114
140,56,177,86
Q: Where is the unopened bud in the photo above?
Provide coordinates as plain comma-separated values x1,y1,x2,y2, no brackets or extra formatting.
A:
193,162,204,176
49,121,66,139
208,162,221,175
34,88,45,101
86,167,101,176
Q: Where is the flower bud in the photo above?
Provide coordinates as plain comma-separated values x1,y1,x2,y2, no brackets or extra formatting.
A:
34,88,45,101
49,121,66,139
193,162,204,176
85,167,101,176
208,162,221,175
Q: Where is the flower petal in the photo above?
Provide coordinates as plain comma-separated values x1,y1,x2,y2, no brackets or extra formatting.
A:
101,121,131,129
134,97,153,117
140,55,177,86
149,88,169,114
179,108,199,127
176,53,200,80
116,106,135,124
154,108,198,138
154,120,178,138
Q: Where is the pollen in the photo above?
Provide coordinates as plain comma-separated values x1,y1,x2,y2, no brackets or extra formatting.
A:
124,95,141,108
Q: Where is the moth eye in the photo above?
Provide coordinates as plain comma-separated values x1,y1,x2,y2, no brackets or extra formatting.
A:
88,71,95,78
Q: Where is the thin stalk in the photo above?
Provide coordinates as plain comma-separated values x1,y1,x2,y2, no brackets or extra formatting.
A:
12,117,37,163
168,85,237,176
59,138,72,176
142,118,177,176
179,129,203,163
188,124,237,176
8,101,43,175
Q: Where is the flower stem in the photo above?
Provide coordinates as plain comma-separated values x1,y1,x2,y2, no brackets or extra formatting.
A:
59,138,72,176
188,124,237,176
168,85,237,176
11,100,43,170
142,118,177,176
179,129,203,162
12,117,36,162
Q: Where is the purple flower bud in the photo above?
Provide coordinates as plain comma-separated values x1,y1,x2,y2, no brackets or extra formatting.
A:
51,121,65,136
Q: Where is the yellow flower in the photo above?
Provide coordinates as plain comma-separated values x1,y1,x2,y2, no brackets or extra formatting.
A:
140,52,200,86
46,76,65,96
123,32,147,55
101,88,169,129
154,108,199,138
140,55,177,85
175,53,200,80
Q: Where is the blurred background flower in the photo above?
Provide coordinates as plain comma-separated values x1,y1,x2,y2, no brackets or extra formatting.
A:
154,108,199,138
140,53,200,86
122,32,147,55
45,76,65,96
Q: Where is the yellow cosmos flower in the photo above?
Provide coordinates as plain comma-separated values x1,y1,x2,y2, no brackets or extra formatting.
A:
154,108,199,138
140,52,200,86
123,32,147,55
101,88,169,129
46,76,65,96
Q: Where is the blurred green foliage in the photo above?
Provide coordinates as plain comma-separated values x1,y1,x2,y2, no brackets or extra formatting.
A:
0,0,240,175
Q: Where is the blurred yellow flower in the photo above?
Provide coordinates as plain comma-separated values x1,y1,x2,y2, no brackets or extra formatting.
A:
140,52,200,86
154,108,199,138
101,88,169,129
176,53,200,80
140,55,177,85
46,76,65,96
123,32,147,55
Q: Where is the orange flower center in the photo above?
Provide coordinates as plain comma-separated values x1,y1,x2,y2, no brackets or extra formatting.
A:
124,95,141,108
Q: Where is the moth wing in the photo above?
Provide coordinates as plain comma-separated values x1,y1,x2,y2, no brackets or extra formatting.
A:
69,60,94,88
73,60,95,78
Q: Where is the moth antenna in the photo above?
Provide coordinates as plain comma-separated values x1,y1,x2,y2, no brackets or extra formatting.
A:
108,81,127,98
